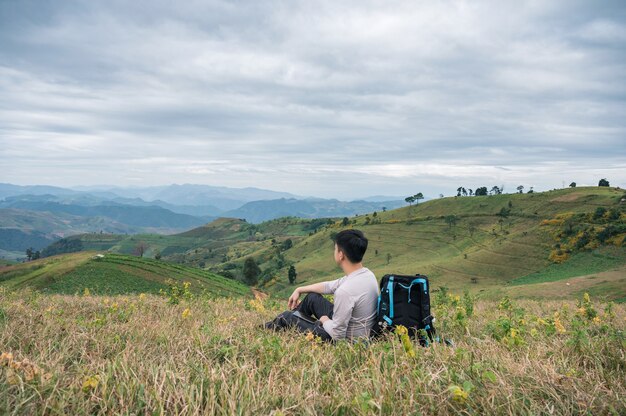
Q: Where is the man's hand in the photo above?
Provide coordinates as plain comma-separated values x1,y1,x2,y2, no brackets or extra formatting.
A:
319,315,330,324
287,288,301,310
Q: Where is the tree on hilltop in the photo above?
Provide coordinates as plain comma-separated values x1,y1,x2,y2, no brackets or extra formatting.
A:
475,187,488,196
405,196,415,206
598,178,610,187
569,182,576,188
516,185,524,194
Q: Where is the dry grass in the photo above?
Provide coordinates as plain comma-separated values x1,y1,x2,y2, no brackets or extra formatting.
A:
1,289,625,415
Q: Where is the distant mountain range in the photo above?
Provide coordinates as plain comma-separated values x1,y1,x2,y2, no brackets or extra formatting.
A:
0,183,404,259
223,198,403,223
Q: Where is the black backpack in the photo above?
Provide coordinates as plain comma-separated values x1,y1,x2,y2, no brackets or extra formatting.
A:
371,274,436,345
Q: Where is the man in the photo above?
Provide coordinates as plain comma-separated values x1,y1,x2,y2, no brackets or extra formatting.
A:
262,229,379,342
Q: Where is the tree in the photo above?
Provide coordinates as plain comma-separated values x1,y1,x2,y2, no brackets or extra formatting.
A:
288,265,297,284
598,178,610,187
33,251,40,260
25,247,34,261
462,188,468,196
456,187,463,197
468,189,473,196
475,187,488,196
413,193,424,204
527,187,534,194
405,196,415,206
497,207,510,218
444,215,458,229
133,242,147,257
468,222,478,237
382,207,387,212
243,257,261,286
490,186,501,195
569,182,576,188
281,239,293,251
154,250,162,260
342,217,349,226
439,194,444,198
516,185,524,194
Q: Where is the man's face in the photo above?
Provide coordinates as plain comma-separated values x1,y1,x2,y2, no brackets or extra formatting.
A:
333,243,343,265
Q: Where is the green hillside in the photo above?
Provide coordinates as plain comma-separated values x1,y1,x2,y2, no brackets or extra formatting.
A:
0,252,251,297
266,186,626,300
34,186,626,301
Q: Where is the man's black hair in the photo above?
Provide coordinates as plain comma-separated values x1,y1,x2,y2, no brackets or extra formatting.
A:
332,229,368,263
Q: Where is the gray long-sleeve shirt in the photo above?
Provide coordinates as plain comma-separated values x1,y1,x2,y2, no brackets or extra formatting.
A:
321,267,379,340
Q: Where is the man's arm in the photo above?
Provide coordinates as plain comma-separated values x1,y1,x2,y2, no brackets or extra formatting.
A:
287,281,330,310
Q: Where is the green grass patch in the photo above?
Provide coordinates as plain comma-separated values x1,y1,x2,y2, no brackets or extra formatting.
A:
508,249,626,286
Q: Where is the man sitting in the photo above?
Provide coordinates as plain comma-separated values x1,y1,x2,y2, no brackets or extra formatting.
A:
262,229,379,342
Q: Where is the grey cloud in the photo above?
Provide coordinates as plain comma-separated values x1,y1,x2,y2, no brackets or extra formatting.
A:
0,0,625,199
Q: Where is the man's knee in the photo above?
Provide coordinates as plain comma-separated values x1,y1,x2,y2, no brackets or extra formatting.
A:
303,293,323,301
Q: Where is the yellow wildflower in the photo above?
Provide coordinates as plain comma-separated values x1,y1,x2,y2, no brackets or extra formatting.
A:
83,288,90,296
182,308,191,319
448,385,469,402
0,352,13,365
305,332,315,342
82,375,99,392
554,318,566,334
593,316,601,325
530,328,538,337
6,368,19,385
396,325,416,358
139,293,146,301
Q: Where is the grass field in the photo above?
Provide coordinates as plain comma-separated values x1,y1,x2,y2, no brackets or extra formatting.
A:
508,248,626,286
1,290,624,415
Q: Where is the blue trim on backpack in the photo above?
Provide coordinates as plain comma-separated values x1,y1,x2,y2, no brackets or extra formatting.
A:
387,276,394,319
399,278,428,303
383,315,392,325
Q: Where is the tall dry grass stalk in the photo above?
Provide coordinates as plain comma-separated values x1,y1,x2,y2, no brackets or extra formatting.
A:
0,289,624,415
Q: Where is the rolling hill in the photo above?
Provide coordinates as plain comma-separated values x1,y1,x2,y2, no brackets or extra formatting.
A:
0,251,252,297
29,186,626,301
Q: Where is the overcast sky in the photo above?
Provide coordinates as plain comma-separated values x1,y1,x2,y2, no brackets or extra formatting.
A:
1,0,625,199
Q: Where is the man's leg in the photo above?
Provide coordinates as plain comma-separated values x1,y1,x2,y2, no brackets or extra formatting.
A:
296,293,334,320
263,310,333,342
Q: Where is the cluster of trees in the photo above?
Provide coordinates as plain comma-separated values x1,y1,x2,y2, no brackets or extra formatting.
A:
405,193,424,205
25,247,41,261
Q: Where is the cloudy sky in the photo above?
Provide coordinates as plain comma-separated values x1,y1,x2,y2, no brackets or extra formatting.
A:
1,0,625,199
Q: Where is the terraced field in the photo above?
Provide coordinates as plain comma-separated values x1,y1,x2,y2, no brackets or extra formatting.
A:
0,252,251,297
